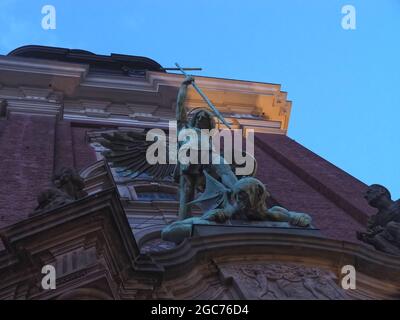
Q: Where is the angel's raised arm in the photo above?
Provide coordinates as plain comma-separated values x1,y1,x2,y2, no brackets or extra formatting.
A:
176,76,194,129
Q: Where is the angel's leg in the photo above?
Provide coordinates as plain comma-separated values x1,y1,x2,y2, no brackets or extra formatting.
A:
178,174,195,220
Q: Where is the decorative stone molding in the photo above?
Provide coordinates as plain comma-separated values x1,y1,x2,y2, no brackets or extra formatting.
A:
65,72,291,134
5,99,63,118
126,103,159,114
148,230,400,299
84,108,111,118
0,55,88,79
0,55,88,97
0,53,291,134
20,87,52,100
129,113,161,122
0,86,64,118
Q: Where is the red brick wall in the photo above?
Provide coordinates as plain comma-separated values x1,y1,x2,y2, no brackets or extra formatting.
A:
0,114,56,228
0,117,96,229
54,122,97,172
255,133,375,242
54,120,75,171
71,126,97,171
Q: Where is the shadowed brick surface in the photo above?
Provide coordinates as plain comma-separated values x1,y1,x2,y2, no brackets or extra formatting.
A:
0,114,56,229
72,126,96,171
54,120,75,171
0,117,96,229
255,133,375,242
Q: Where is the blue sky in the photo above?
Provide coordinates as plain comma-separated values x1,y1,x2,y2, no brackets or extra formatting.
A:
1,0,399,198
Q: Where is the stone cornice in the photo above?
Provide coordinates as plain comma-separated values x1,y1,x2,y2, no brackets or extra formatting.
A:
0,86,64,118
0,55,88,79
147,72,283,96
83,71,282,95
0,55,88,100
77,72,291,133
5,99,63,118
0,54,291,133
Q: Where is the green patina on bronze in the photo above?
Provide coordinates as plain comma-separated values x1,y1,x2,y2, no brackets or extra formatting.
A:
161,76,312,243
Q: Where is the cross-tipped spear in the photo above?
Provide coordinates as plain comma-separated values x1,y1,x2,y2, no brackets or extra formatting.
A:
174,63,231,129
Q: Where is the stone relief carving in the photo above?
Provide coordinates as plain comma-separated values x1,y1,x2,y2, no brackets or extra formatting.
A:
221,263,348,300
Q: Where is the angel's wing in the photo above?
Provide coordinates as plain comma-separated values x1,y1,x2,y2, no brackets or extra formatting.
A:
100,130,176,180
188,171,231,211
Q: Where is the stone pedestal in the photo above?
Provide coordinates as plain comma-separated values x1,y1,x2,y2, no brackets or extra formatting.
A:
192,220,321,238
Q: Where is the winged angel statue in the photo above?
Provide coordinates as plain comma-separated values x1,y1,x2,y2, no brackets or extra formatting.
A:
100,75,312,244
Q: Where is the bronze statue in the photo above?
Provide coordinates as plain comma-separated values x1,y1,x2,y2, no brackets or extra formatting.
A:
161,76,312,243
99,76,242,220
174,76,251,220
357,184,400,255
100,75,312,243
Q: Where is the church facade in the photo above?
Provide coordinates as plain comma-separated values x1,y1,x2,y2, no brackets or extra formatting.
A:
0,45,398,300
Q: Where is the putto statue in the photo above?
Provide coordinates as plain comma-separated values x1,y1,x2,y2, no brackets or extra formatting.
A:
32,168,87,214
357,184,400,255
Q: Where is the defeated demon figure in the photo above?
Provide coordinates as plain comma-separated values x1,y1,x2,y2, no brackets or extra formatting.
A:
162,172,312,244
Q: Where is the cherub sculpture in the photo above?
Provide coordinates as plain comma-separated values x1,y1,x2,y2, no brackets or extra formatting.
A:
32,167,87,214
357,184,400,255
